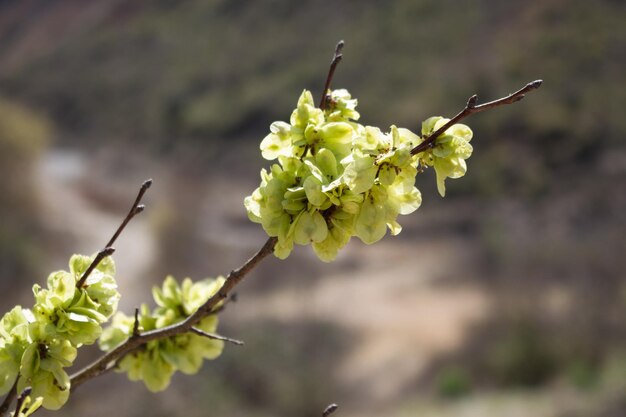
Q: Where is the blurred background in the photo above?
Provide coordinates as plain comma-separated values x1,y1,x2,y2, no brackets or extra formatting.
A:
0,0,625,416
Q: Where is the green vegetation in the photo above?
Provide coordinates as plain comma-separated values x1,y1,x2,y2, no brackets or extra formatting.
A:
0,98,49,295
436,366,472,398
0,1,623,169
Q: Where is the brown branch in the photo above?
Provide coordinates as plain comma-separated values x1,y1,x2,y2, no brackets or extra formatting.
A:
190,327,244,346
410,80,543,156
0,379,18,416
70,236,277,389
209,292,238,315
11,388,31,417
76,247,115,288
76,179,152,288
323,403,339,417
319,40,345,110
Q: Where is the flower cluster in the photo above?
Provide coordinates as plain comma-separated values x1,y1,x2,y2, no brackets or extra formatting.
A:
99,276,225,392
245,89,473,261
0,254,120,410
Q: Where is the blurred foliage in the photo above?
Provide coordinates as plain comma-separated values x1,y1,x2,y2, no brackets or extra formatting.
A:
0,1,623,171
436,365,472,398
485,320,558,387
566,359,600,390
0,97,49,296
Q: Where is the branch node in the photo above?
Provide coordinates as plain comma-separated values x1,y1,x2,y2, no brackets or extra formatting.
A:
76,247,116,288
131,308,141,339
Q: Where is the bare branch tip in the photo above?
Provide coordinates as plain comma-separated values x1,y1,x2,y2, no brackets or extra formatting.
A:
335,40,345,53
323,403,339,416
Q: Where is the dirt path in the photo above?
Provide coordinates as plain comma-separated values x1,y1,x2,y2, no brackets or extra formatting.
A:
235,236,491,407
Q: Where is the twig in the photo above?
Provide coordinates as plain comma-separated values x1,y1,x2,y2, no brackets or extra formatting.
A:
323,403,339,417
131,308,140,339
57,47,542,414
190,327,244,346
319,40,345,110
410,80,543,156
76,179,152,288
76,247,116,288
11,388,31,417
70,41,344,389
70,236,277,389
0,380,18,416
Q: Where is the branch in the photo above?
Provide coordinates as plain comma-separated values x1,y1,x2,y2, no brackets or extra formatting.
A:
76,179,152,288
410,80,543,156
0,380,18,416
190,327,244,346
70,236,277,389
76,247,115,288
209,292,238,315
11,388,31,417
70,38,343,395
319,40,345,110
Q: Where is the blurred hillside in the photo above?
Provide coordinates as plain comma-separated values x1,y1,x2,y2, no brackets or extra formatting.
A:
0,98,49,305
0,1,625,417
0,0,623,155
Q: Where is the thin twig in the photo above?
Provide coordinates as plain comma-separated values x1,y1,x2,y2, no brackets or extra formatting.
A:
319,40,345,110
190,327,244,346
70,236,277,389
105,179,152,248
410,80,543,156
0,379,18,416
11,388,31,417
323,403,339,417
76,179,152,288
